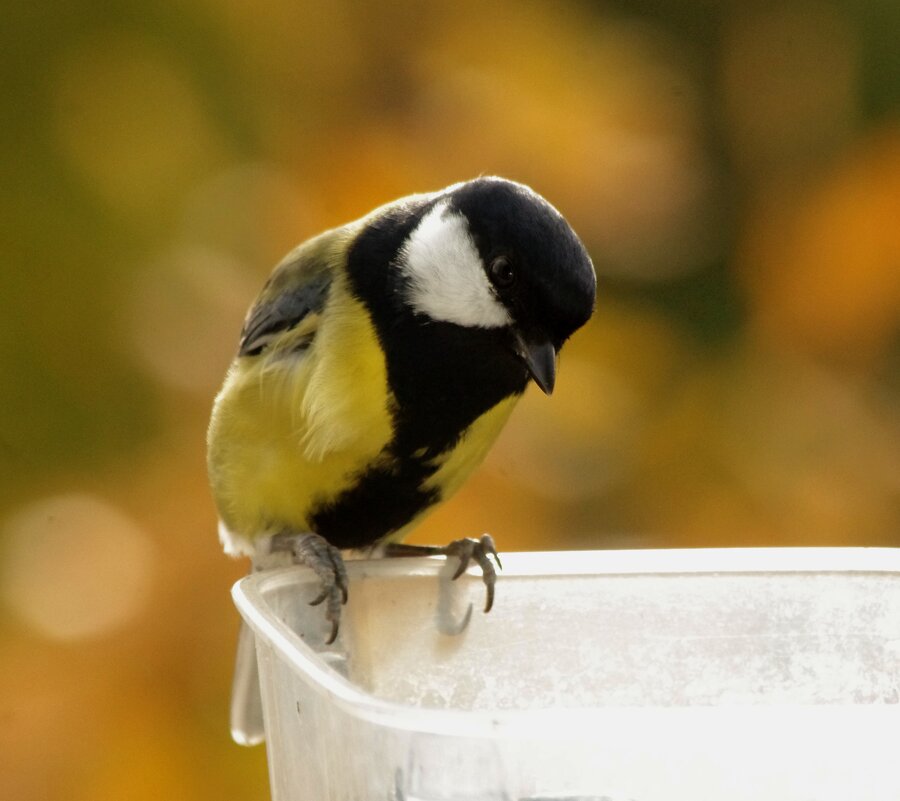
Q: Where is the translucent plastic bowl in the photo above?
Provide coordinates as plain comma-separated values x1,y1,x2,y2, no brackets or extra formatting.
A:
233,548,900,801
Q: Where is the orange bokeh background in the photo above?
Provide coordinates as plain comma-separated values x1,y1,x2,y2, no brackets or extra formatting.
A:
1,1,898,799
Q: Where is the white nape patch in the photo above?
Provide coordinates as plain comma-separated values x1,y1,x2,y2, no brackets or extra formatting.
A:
398,201,511,329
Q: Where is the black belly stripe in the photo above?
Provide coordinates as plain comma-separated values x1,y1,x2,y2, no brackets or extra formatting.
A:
309,454,438,549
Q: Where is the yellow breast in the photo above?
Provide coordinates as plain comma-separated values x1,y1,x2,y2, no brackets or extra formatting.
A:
207,276,394,545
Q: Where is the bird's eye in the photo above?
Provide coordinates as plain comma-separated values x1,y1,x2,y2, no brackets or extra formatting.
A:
489,255,516,288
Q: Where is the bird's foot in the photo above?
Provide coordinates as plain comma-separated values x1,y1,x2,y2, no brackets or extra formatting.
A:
443,535,503,613
384,534,502,613
270,532,348,644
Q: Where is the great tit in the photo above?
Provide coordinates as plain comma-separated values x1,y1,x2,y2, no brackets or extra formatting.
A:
208,177,595,740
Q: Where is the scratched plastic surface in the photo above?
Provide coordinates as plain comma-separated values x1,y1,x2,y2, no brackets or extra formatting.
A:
233,549,900,801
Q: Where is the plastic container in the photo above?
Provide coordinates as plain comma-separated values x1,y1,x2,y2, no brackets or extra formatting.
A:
233,548,900,801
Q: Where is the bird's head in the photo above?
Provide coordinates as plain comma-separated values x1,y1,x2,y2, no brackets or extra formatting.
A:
395,177,596,394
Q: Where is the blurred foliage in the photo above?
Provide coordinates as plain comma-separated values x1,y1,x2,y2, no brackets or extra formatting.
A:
1,0,898,799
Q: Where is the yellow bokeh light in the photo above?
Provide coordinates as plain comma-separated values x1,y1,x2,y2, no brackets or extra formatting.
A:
52,34,229,218
123,244,259,395
1,494,157,641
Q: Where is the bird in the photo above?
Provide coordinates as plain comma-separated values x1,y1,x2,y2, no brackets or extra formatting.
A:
208,177,595,741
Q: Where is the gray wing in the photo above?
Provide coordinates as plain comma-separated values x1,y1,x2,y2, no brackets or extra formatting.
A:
238,233,337,358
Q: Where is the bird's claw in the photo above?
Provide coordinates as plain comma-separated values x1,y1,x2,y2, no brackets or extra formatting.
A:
271,532,347,644
444,534,502,613
382,534,503,614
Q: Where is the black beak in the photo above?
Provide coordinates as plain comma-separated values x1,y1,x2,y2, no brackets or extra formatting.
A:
515,334,557,395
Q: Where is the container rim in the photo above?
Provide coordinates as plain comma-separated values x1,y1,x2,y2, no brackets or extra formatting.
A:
232,547,900,738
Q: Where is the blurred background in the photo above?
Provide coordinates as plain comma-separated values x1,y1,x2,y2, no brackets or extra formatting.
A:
1,0,898,798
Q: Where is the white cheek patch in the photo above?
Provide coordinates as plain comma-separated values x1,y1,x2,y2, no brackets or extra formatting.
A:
398,201,511,329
